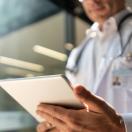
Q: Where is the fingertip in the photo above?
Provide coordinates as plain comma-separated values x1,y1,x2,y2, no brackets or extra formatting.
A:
73,85,90,95
73,85,85,93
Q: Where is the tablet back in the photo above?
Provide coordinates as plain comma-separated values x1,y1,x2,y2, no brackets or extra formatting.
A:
0,75,82,122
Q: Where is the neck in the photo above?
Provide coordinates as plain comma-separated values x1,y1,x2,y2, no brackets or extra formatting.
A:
98,19,106,31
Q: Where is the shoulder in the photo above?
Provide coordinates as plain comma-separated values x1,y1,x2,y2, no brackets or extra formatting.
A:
66,34,90,68
65,46,81,70
67,45,83,63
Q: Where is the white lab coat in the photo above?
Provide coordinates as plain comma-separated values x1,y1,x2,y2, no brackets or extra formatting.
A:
66,8,132,131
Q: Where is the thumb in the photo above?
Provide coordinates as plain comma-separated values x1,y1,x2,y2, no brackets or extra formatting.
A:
73,85,115,115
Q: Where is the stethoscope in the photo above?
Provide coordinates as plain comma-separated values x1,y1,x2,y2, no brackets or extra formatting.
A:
66,13,132,81
118,13,132,57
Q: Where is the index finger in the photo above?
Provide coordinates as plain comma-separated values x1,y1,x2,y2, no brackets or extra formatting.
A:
37,103,71,122
74,85,116,116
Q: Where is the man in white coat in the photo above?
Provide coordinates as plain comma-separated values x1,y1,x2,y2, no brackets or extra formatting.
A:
36,0,132,131
65,0,132,131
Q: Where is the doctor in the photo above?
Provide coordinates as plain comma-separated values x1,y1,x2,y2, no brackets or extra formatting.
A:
66,0,132,114
37,0,132,131
65,0,132,130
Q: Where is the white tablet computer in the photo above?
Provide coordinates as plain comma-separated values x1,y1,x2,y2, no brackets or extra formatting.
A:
0,75,82,122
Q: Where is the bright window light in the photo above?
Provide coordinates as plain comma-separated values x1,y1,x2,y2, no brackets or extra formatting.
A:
0,56,44,72
33,45,68,62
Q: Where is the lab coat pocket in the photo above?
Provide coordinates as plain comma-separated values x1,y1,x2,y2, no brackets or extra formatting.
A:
112,56,132,84
111,57,132,112
112,56,132,89
112,75,132,113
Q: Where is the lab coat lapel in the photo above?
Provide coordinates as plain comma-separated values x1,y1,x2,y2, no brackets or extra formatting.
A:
93,56,113,93
93,36,122,93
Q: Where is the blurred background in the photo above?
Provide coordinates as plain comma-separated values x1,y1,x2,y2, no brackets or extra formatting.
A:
0,0,131,131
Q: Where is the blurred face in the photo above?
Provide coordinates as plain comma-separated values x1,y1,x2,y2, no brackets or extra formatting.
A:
81,0,125,24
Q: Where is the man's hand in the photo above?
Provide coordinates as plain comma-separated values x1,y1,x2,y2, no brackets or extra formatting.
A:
36,122,59,132
36,85,126,132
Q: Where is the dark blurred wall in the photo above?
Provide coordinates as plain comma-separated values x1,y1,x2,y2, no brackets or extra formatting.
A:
0,0,60,37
